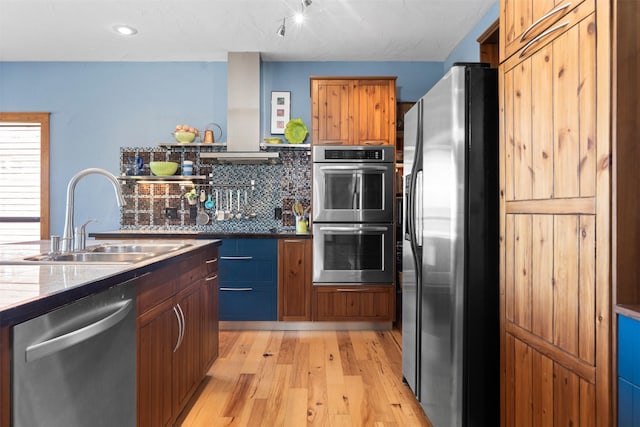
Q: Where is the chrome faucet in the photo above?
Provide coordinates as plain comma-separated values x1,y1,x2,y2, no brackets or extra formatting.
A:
61,168,126,252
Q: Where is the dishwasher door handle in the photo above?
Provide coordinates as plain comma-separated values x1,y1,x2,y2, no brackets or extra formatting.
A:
25,299,133,363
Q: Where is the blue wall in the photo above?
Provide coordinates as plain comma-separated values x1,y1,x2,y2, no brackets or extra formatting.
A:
0,2,498,235
444,1,500,70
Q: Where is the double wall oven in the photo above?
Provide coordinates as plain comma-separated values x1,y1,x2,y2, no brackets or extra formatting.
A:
312,145,395,284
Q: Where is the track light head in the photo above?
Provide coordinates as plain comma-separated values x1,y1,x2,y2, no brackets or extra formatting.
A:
277,18,286,37
302,0,312,7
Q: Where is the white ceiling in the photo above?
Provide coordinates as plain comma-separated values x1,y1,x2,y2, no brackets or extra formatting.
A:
0,0,496,62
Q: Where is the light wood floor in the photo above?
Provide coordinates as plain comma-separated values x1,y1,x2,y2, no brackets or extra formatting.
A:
177,329,432,427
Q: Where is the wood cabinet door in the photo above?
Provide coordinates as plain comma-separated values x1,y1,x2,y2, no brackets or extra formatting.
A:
137,299,178,427
500,6,610,426
501,0,588,61
278,239,311,321
355,79,396,146
173,284,203,414
202,273,219,371
311,79,353,145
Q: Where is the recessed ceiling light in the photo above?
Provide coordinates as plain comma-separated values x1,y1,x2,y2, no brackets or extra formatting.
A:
113,25,138,36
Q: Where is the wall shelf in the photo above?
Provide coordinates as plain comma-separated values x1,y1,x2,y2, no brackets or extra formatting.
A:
158,142,224,151
118,175,207,183
259,142,311,151
158,142,310,152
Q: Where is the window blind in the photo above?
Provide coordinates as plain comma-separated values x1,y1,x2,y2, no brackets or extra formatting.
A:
0,123,41,243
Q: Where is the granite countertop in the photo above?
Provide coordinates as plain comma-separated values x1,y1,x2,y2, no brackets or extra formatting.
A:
89,230,312,239
0,238,220,328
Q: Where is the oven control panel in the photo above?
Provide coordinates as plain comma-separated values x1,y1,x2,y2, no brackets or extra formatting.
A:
313,145,394,162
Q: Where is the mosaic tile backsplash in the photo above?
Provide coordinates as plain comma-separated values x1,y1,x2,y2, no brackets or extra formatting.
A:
119,147,311,233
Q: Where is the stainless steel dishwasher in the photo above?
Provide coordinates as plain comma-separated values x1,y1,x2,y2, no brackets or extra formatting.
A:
12,279,136,427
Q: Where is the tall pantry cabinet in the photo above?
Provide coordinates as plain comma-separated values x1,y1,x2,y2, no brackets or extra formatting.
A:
498,0,613,426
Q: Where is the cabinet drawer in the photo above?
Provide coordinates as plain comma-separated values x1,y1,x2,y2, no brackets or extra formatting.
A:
501,0,590,61
137,264,176,315
219,239,276,282
219,238,276,258
312,285,395,321
175,252,204,290
219,285,276,321
219,257,276,283
502,0,594,66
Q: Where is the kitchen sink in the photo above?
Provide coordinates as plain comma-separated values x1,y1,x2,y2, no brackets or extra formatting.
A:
24,252,154,263
87,243,192,254
20,242,193,264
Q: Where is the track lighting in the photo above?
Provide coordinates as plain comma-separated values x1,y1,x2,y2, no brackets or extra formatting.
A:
277,18,286,37
276,0,312,38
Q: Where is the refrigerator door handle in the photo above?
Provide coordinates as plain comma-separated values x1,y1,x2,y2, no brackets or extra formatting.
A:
414,170,423,248
408,99,424,255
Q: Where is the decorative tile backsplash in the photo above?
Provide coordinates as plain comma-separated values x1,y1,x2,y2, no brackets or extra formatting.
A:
119,147,311,233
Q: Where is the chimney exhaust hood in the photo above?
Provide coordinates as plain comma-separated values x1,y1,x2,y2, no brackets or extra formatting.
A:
200,52,280,164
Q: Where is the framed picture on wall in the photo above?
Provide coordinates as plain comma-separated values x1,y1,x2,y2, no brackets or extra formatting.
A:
270,91,290,135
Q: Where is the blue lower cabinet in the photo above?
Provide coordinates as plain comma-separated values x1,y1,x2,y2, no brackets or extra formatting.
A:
619,315,640,427
619,315,640,385
618,378,640,427
218,239,277,321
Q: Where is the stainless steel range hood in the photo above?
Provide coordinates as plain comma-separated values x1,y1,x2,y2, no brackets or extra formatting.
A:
200,52,280,165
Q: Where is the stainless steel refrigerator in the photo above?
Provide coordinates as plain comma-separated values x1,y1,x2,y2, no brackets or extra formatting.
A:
402,63,499,427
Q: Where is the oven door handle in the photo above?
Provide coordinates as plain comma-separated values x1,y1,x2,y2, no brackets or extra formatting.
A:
318,165,390,171
318,226,389,232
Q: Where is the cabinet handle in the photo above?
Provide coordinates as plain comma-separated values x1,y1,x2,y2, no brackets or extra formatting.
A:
321,140,345,145
176,303,185,350
206,274,218,281
519,21,569,58
220,256,254,260
220,287,253,291
519,2,572,42
172,306,182,353
336,288,369,292
205,257,218,264
362,140,385,146
319,225,389,232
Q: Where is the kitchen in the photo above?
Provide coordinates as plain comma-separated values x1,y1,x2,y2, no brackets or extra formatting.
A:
0,0,635,426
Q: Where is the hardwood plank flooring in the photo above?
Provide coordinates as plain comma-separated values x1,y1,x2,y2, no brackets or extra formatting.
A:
177,330,432,427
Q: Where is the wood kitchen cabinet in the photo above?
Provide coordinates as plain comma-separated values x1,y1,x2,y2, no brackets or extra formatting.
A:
201,252,219,370
499,0,611,425
311,285,395,322
500,0,587,61
278,238,311,321
137,245,219,426
138,296,176,426
612,1,640,425
172,283,202,413
310,76,397,146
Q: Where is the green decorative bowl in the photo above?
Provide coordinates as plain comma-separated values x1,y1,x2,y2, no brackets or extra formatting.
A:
149,161,179,176
284,118,308,144
173,131,196,143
